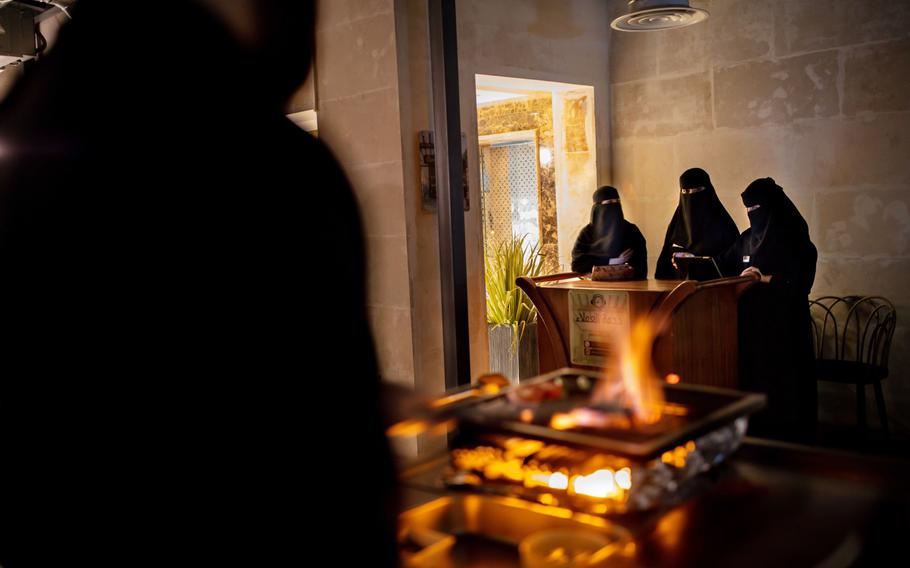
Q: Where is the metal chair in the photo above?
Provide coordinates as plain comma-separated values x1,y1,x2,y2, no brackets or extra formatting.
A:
809,296,896,437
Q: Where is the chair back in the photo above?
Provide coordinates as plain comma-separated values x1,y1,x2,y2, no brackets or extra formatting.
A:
809,296,896,370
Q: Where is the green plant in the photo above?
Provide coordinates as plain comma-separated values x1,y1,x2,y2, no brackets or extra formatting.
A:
485,235,544,349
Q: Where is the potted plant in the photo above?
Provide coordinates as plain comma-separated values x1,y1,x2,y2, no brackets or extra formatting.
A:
485,235,544,382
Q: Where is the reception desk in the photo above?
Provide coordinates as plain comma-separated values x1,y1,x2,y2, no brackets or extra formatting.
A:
516,274,753,389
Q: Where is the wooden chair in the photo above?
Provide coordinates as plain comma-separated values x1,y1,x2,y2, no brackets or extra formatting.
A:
809,296,896,437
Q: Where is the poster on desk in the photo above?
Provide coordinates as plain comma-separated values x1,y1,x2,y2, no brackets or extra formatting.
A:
569,290,631,367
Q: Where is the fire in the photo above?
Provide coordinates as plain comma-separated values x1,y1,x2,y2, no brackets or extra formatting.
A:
572,469,618,499
614,467,632,490
661,442,697,468
549,472,569,490
550,408,632,431
592,317,667,425
450,442,634,506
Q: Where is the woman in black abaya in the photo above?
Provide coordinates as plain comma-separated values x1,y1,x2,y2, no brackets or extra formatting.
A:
719,178,818,442
571,186,647,279
656,168,739,281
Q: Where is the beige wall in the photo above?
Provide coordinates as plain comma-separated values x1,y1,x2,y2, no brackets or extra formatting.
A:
609,0,910,428
394,0,444,409
556,88,598,270
314,0,418,393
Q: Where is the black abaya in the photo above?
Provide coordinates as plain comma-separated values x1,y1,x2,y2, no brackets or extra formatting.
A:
718,178,818,442
571,186,648,279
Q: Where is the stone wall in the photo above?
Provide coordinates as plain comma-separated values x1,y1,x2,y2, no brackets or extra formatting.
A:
558,88,598,269
314,0,417,390
609,0,910,429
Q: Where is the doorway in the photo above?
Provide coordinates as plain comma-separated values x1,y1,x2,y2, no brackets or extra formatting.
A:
475,75,596,381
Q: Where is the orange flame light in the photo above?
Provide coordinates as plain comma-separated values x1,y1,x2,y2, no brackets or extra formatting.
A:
451,443,634,506
572,469,618,499
591,317,667,425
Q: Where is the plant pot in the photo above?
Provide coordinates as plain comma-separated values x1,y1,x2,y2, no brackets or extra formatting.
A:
487,321,539,383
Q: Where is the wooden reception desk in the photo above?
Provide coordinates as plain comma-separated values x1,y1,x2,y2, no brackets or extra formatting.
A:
516,274,753,389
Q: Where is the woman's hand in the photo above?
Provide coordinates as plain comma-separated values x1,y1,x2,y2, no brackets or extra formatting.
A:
671,251,693,270
609,248,634,265
741,266,772,283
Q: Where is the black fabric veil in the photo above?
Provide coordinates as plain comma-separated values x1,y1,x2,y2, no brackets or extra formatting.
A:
720,177,817,294
571,186,647,278
655,168,738,280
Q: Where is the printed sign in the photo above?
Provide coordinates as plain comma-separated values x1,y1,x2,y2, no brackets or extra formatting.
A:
569,290,631,367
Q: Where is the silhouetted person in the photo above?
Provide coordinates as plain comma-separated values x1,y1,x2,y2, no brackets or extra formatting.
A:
718,178,818,443
655,168,739,281
571,186,647,278
0,2,397,566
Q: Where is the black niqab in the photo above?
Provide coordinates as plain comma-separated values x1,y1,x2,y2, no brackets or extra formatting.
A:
655,168,739,280
571,186,647,278
720,177,817,295
588,185,626,258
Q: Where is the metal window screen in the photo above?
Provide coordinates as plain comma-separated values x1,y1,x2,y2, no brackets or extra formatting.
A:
480,141,540,252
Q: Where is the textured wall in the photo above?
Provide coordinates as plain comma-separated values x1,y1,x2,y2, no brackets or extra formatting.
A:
559,88,598,269
314,0,417,389
609,0,910,430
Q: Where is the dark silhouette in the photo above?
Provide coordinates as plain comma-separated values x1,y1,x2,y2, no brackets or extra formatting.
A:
655,168,739,281
571,186,647,278
718,178,818,442
0,2,397,566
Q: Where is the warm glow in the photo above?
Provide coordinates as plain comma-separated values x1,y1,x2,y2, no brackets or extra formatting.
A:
654,509,688,551
572,469,618,499
659,403,689,417
451,441,633,507
539,147,553,166
659,443,695,468
666,373,681,384
520,409,534,423
592,317,666,424
480,383,501,395
503,438,545,458
549,407,632,431
483,458,525,482
386,419,429,437
530,473,551,486
615,468,632,490
548,472,569,490
550,413,576,430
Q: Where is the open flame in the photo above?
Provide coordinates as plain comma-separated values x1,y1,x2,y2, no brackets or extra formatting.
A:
451,441,636,506
590,317,667,425
547,314,685,432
